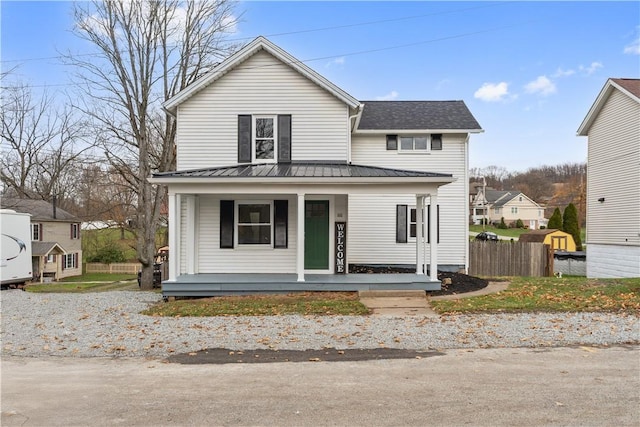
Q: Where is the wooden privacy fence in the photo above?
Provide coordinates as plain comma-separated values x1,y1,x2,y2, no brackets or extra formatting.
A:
85,263,142,274
469,241,553,277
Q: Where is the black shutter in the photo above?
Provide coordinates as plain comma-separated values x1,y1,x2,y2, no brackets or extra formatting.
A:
274,200,288,248
386,134,398,150
278,115,291,163
396,205,407,243
431,134,442,150
238,115,252,163
220,200,234,248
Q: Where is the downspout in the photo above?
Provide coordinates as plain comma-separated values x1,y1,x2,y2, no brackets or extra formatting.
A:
348,104,363,164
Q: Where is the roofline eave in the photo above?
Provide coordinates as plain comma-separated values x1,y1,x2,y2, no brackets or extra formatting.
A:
148,176,456,186
353,128,484,135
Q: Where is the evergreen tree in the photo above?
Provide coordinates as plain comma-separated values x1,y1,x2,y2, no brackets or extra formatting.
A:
548,207,562,230
562,203,583,250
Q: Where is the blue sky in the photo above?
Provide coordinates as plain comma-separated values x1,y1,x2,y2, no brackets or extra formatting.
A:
2,1,639,171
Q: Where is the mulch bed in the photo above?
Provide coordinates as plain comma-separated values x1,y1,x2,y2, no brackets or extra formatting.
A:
348,265,489,296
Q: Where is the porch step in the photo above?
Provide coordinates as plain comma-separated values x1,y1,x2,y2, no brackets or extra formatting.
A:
358,290,426,298
358,290,438,317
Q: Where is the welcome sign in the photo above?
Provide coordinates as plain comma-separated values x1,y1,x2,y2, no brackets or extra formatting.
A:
335,222,346,274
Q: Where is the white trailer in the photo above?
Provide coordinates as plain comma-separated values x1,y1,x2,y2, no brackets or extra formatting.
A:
1,209,33,288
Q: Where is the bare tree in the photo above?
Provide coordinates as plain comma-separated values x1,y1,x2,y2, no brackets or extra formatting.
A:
1,83,92,206
67,0,238,289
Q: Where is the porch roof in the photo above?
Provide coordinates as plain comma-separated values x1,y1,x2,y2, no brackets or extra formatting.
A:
152,162,453,182
32,242,66,256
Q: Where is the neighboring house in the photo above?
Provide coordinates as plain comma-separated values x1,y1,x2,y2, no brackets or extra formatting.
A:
577,78,640,278
0,198,82,281
470,185,546,229
519,229,576,252
149,37,483,297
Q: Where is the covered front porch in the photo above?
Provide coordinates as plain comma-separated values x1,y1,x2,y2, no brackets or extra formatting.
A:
162,272,441,297
150,163,455,297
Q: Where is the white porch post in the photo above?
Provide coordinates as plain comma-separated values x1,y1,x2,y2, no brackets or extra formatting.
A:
415,195,424,274
185,195,196,275
168,192,179,281
297,193,305,281
429,193,438,281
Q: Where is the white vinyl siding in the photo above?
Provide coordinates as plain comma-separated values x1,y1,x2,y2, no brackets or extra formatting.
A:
176,50,349,170
196,195,297,273
587,244,640,278
586,88,640,248
349,134,468,268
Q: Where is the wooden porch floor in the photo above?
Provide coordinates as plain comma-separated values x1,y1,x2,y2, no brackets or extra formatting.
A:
162,273,441,297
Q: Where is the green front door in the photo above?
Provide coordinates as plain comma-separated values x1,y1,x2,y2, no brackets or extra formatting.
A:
305,200,329,270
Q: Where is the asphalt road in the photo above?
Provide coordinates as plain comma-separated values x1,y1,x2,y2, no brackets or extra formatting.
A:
2,345,639,426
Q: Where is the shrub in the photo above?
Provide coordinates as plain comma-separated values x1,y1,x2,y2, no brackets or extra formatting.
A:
548,208,562,230
515,219,524,228
563,203,583,250
87,241,127,264
497,217,508,229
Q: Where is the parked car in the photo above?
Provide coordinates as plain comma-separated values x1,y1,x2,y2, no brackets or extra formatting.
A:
475,231,499,241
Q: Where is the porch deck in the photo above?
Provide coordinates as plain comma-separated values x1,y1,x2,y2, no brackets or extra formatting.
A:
162,273,441,297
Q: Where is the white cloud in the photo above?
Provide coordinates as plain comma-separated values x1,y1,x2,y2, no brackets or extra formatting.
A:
552,68,576,78
524,76,556,96
474,82,509,102
375,90,399,101
325,56,345,68
578,62,603,75
624,27,640,55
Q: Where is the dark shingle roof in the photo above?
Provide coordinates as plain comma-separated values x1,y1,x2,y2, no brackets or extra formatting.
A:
611,78,640,99
153,162,452,179
485,190,517,206
32,242,67,256
357,101,482,131
0,198,79,222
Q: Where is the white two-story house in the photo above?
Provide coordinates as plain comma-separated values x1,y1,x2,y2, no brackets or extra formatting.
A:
150,37,483,297
577,78,640,278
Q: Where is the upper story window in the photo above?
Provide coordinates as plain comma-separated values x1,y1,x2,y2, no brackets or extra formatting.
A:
254,116,277,162
31,223,41,241
387,134,442,152
400,136,429,152
71,223,80,239
511,207,518,214
238,115,291,164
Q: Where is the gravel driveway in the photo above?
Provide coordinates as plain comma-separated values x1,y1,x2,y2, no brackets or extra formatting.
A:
1,290,638,358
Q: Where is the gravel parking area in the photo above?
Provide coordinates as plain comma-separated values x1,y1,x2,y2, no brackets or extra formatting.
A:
1,290,638,358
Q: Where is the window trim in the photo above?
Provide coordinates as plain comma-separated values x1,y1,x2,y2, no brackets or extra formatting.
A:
408,206,418,242
235,200,274,247
252,115,278,163
71,223,80,239
31,223,41,241
398,135,431,153
63,253,78,269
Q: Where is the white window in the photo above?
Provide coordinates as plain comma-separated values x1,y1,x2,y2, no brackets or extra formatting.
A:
253,116,277,162
71,223,80,239
63,253,77,269
399,136,429,152
511,207,518,214
237,202,272,245
408,207,417,240
31,224,41,241
46,254,55,263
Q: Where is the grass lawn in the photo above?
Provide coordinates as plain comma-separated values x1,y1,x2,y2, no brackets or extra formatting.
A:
431,276,640,314
27,281,140,293
469,225,531,239
142,292,371,316
26,272,138,293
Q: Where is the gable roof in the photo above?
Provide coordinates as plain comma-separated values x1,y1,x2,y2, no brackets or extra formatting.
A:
483,190,541,208
0,198,80,222
32,242,67,256
164,36,361,112
356,101,483,133
577,78,640,135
